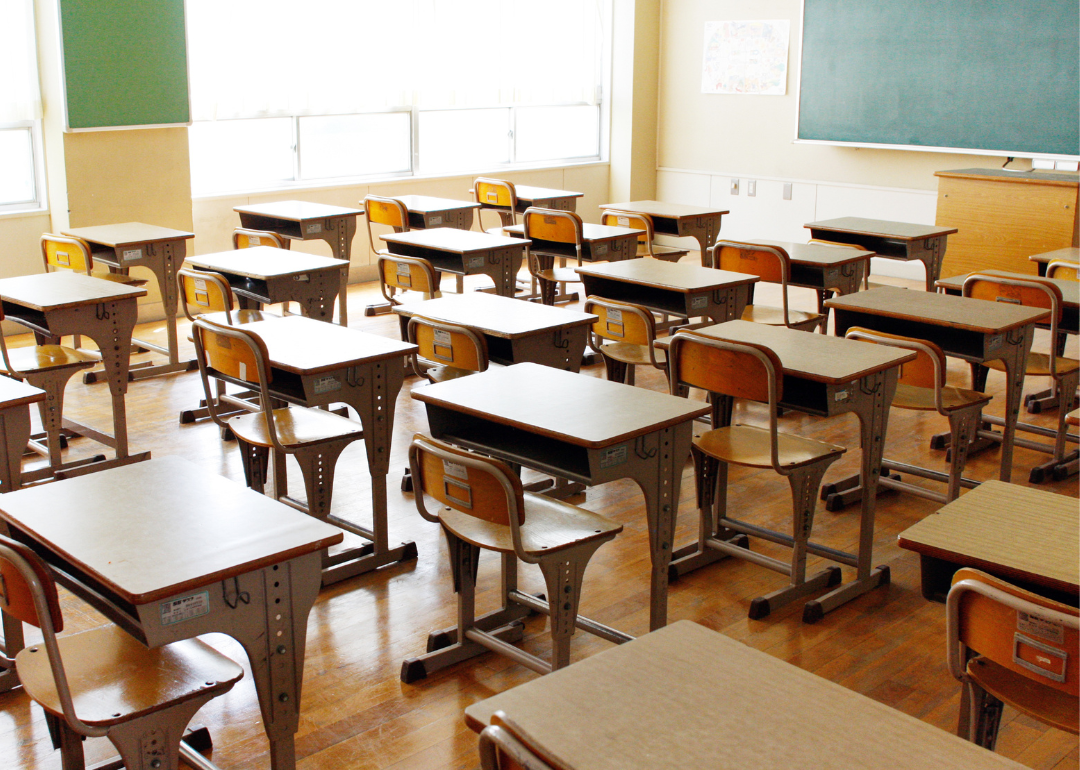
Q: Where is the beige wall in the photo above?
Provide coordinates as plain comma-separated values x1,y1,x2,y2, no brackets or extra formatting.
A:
657,0,1007,191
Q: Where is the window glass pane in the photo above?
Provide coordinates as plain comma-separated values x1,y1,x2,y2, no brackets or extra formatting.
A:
298,113,411,180
515,106,599,162
189,119,294,194
0,129,35,205
418,109,510,174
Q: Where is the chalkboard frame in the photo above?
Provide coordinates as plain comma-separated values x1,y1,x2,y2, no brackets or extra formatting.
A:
59,0,192,132
794,0,1080,160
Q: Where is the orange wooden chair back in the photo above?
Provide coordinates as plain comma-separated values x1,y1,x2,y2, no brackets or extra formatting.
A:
178,268,235,321
379,255,439,296
0,535,63,633
524,209,583,246
669,332,781,404
845,327,943,389
601,210,653,253
474,178,517,210
584,297,656,347
713,241,787,284
192,320,267,387
232,228,288,250
1047,261,1079,282
41,234,94,275
365,196,409,230
963,275,1061,325
408,317,488,374
411,436,524,526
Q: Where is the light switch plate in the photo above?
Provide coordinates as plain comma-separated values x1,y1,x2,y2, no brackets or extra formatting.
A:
747,180,757,197
783,183,792,200
730,179,740,195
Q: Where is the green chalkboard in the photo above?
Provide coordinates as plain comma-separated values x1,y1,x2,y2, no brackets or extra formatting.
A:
60,0,190,130
798,0,1079,158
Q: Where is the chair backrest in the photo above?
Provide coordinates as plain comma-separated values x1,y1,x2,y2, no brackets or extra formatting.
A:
409,434,524,528
601,209,654,255
844,326,944,390
478,712,571,770
667,330,783,405
712,241,789,284
523,208,584,247
584,295,658,349
363,195,410,254
407,316,489,381
377,254,440,305
1046,260,1079,282
474,178,518,212
947,568,1079,705
177,268,237,323
41,234,94,275
232,228,288,250
963,273,1062,324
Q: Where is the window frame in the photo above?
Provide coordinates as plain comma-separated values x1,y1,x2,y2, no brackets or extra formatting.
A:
0,120,46,214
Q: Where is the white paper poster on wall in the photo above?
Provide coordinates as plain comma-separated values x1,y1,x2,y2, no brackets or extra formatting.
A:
702,20,790,95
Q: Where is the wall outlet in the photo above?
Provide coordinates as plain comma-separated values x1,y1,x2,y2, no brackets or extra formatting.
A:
730,179,740,195
747,180,757,197
783,183,792,200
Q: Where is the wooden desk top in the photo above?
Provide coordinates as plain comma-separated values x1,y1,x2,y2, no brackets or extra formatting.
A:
936,270,1079,308
382,228,526,253
0,271,147,311
413,362,708,448
0,456,343,605
745,239,875,266
655,320,914,384
0,375,46,408
465,620,1023,770
935,168,1080,187
574,259,758,293
1030,247,1080,265
512,185,583,201
504,222,644,242
241,316,415,376
898,480,1079,595
392,293,596,338
601,200,730,219
825,286,1048,334
186,246,344,279
390,195,480,213
805,217,958,240
233,200,362,220
63,222,195,245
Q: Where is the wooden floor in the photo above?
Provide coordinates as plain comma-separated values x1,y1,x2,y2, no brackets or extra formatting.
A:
2,266,1077,770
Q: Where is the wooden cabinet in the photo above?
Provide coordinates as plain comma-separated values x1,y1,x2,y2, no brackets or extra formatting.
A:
935,168,1079,277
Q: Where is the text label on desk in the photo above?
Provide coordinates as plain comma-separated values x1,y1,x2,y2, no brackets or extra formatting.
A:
160,591,211,625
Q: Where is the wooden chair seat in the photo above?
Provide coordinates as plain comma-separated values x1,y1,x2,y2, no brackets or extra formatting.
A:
16,625,243,727
966,656,1079,734
5,344,98,374
892,382,994,413
423,360,504,384
96,272,148,288
639,244,687,263
982,352,1079,377
227,405,363,450
536,266,582,285
595,341,666,368
1068,408,1079,427
695,425,844,470
741,304,824,331
440,491,623,557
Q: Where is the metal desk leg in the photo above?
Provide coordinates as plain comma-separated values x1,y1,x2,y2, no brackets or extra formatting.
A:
994,326,1035,483
322,216,356,327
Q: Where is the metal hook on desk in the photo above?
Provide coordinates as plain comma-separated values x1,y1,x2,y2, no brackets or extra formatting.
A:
222,576,250,609
553,330,570,350
94,304,111,321
859,377,882,397
345,367,365,388
634,435,657,460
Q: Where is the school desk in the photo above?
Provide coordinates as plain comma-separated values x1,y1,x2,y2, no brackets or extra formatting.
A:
0,272,150,475
826,287,1046,483
391,292,597,371
1030,246,1079,277
233,201,362,325
185,246,343,322
412,362,709,630
62,222,196,381
573,259,758,325
600,200,730,267
655,320,913,622
804,217,959,292
380,228,526,299
200,316,417,583
373,194,481,230
0,376,45,493
503,221,645,264
0,456,342,770
465,620,1026,770
472,184,584,227
741,238,875,313
898,480,1079,605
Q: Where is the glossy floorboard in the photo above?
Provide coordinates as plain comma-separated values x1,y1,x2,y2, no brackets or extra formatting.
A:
1,268,1076,770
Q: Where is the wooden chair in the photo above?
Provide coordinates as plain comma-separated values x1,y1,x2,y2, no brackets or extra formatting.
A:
947,568,1078,750
523,207,585,306
1047,260,1079,282
479,711,569,770
191,317,364,530
40,233,148,289
232,227,289,250
473,177,519,234
843,327,992,503
710,241,826,332
963,274,1078,483
668,330,846,619
400,434,626,682
583,295,666,385
0,533,243,770
407,316,492,383
601,209,688,263
807,236,877,291
178,266,278,327
0,308,97,475
1036,258,1079,367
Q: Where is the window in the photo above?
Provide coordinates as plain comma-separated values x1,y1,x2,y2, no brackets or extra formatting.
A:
0,0,45,211
186,1,608,194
